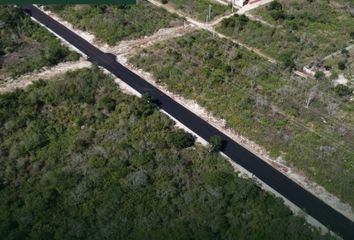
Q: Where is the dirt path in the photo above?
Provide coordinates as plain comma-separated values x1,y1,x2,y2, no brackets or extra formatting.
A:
212,0,229,6
0,60,91,93
103,25,196,56
237,0,274,14
244,12,278,28
35,5,354,225
209,11,237,26
323,44,354,61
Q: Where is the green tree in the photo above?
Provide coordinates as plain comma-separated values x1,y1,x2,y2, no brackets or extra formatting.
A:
268,1,283,11
209,135,223,152
338,61,346,70
99,96,116,112
279,53,295,70
334,84,352,97
314,71,325,80
169,129,194,149
349,31,354,40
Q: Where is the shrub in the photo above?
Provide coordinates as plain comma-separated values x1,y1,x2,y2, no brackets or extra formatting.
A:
349,31,354,39
338,61,346,70
268,1,283,11
161,0,168,4
239,14,249,26
137,93,159,117
99,96,116,112
270,10,287,20
169,129,194,149
279,53,295,70
314,71,325,80
334,84,352,97
209,135,223,152
341,48,349,57
330,71,338,80
141,93,157,106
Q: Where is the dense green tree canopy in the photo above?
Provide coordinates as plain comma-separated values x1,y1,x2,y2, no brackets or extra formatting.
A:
0,68,331,239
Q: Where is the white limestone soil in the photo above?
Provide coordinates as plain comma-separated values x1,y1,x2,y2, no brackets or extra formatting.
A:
0,60,91,93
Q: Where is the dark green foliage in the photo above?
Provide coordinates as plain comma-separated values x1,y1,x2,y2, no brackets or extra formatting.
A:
47,2,183,45
98,96,116,112
314,71,325,80
338,61,346,70
169,129,194,149
267,0,287,20
267,1,283,11
0,5,79,78
161,0,168,3
238,14,249,27
209,135,223,152
0,68,330,239
349,31,354,39
270,9,287,20
280,53,295,70
341,48,349,56
334,84,352,97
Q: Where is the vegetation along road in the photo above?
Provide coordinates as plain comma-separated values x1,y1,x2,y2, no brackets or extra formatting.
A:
22,5,354,240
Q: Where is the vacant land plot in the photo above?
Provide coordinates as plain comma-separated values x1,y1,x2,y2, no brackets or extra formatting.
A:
0,6,79,80
0,68,328,239
218,0,354,67
130,30,354,206
323,47,354,81
46,1,183,45
161,0,231,22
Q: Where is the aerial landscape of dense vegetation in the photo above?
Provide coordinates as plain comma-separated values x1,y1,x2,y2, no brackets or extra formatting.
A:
218,0,354,69
0,6,79,80
159,0,231,21
46,1,183,45
0,0,353,238
0,68,332,239
130,30,354,207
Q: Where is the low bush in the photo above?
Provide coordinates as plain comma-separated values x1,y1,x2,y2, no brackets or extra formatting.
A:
169,129,194,149
209,135,223,152
334,84,352,97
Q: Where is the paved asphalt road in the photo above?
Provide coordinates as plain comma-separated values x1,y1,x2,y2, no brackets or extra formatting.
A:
23,5,354,239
